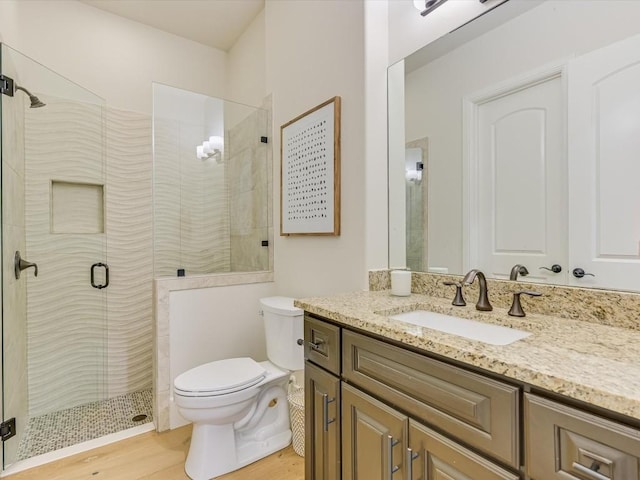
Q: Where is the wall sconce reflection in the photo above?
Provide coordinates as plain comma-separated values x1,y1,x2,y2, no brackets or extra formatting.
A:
196,135,224,163
406,161,423,183
405,169,422,182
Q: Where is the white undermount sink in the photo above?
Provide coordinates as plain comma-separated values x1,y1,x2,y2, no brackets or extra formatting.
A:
390,310,531,346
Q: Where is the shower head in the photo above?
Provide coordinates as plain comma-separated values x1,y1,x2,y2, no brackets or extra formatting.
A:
15,85,46,108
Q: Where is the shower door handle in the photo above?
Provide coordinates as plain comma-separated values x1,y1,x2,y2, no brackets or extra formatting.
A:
91,262,109,289
14,251,38,279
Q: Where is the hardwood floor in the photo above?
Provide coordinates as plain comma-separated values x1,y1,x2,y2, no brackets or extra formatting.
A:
6,425,305,480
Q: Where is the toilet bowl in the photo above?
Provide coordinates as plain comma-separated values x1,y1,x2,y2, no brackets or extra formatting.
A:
173,297,303,480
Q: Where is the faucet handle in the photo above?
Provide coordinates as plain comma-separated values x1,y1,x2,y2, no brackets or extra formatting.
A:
443,281,466,307
508,290,542,317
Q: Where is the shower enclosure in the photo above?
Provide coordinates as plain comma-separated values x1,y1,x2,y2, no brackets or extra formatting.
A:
0,44,153,468
0,45,271,471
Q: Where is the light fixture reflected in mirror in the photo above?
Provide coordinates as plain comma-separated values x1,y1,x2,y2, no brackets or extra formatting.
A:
405,169,422,182
405,160,423,183
414,0,488,16
413,0,448,16
196,135,224,163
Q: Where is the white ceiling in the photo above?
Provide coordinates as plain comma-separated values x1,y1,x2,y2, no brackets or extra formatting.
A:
79,0,265,51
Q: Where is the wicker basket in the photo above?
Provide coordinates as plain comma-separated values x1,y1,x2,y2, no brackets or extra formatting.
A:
288,384,305,457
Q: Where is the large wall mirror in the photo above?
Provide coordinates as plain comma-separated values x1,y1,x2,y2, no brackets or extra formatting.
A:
389,0,640,292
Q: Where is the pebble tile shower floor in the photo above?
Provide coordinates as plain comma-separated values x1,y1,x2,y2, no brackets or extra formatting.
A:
17,389,153,461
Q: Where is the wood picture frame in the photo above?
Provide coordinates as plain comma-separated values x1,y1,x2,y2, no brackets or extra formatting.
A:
280,96,341,236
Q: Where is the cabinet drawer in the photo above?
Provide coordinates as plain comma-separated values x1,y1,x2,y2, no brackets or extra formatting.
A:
304,315,341,375
342,330,520,468
525,393,640,480
410,420,519,480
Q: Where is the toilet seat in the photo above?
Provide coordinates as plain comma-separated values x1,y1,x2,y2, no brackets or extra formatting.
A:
174,357,267,397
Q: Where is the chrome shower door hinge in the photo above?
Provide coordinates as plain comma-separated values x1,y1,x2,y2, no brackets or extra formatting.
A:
0,417,16,442
0,74,15,97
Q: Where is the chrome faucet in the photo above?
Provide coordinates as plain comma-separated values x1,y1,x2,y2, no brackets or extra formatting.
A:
462,269,493,311
509,264,529,281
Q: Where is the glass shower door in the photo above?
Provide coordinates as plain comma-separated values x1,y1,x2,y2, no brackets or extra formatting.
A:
1,44,107,467
152,83,271,276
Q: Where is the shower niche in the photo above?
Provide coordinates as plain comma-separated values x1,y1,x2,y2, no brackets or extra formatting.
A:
51,181,105,234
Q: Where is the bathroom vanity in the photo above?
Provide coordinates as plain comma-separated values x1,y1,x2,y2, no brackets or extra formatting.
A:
299,291,640,480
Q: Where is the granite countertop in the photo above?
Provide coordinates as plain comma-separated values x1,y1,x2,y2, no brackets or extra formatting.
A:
295,290,640,421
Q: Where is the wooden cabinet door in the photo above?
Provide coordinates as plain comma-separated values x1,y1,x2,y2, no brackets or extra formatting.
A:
408,420,520,480
525,394,640,480
305,360,341,480
342,383,408,480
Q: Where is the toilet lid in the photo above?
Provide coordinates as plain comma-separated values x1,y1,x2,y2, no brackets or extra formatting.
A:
174,357,267,396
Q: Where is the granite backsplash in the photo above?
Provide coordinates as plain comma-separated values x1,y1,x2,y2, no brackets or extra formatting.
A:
369,269,640,331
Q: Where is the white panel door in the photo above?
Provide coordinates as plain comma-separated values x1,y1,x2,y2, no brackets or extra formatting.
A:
475,75,566,283
568,34,640,291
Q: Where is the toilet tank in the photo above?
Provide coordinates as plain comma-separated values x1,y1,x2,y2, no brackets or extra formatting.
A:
260,296,304,371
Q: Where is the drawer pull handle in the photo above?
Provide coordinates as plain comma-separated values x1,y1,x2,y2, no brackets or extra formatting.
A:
573,462,608,480
406,448,419,480
322,394,335,432
308,340,325,351
387,435,400,479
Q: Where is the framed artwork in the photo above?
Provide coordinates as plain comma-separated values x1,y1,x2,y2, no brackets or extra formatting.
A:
280,96,341,236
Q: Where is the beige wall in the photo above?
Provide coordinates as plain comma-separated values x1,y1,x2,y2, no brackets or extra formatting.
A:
227,9,267,107
265,0,368,296
364,0,391,279
0,0,227,113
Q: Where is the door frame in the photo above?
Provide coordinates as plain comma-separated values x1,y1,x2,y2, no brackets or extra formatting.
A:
462,59,568,273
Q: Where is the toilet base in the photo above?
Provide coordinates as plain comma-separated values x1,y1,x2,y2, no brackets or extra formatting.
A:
185,423,292,480
182,379,293,480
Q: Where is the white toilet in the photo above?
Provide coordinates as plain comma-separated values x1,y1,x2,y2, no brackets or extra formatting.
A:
173,296,304,480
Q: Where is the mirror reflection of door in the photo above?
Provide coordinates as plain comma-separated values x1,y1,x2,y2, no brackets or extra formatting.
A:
465,67,567,284
569,33,640,291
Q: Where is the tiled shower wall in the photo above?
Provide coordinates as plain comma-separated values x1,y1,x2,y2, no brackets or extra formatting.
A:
24,101,153,416
104,108,153,397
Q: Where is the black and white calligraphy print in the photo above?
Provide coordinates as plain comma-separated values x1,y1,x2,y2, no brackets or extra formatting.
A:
282,102,334,234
